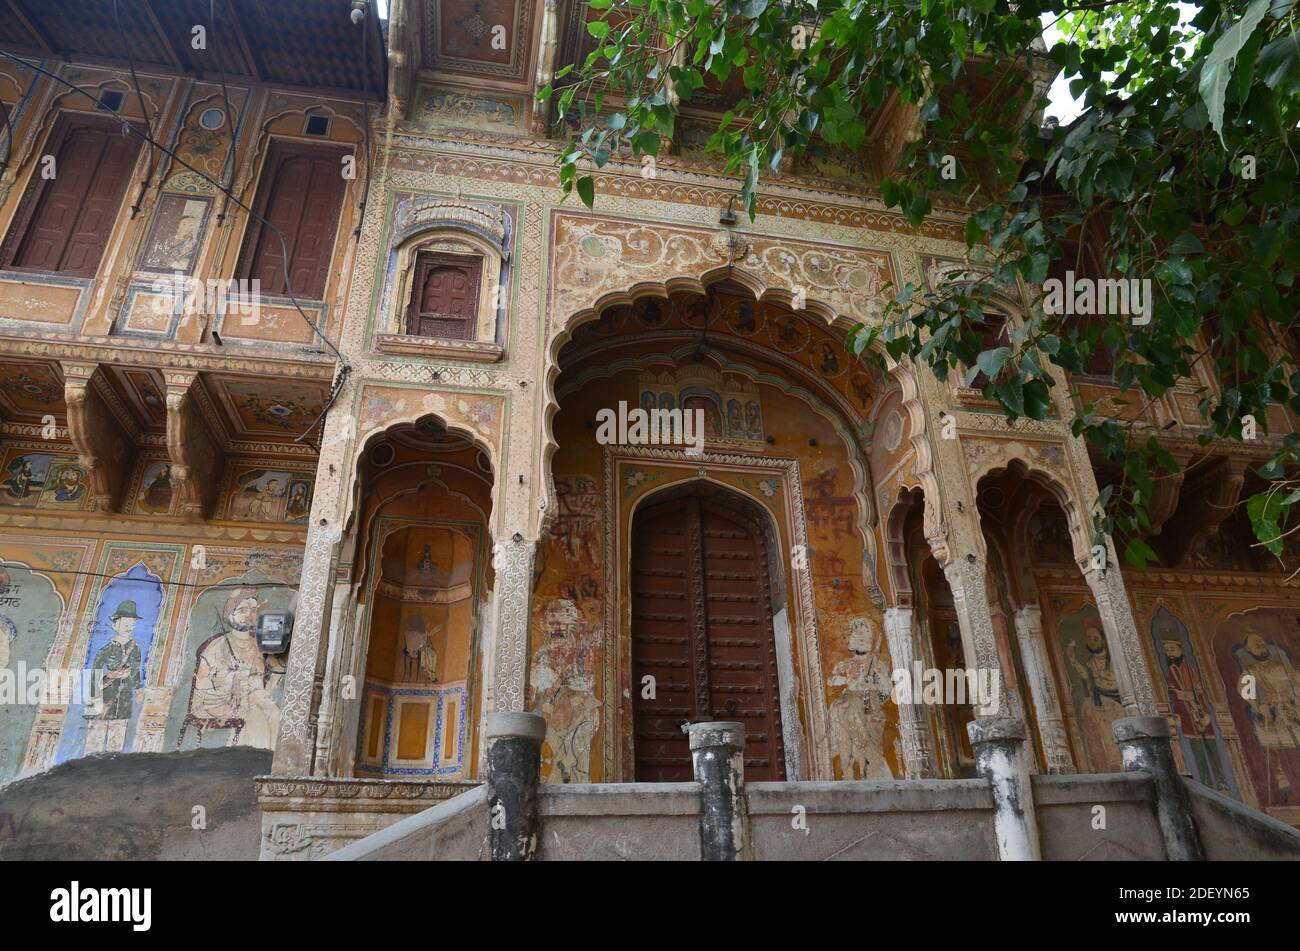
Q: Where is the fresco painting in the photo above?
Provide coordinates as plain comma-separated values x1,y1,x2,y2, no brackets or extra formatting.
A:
1212,608,1300,809
1056,602,1125,772
165,568,297,752
1150,606,1238,796
0,561,69,779
53,563,167,764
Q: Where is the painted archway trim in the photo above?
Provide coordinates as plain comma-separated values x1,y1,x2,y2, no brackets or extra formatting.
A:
602,444,831,780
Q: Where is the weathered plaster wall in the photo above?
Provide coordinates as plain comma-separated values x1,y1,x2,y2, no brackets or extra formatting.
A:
0,746,270,860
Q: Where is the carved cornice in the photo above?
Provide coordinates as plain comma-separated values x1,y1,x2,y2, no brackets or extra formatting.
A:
0,333,336,380
256,776,480,813
1033,564,1300,589
0,506,308,542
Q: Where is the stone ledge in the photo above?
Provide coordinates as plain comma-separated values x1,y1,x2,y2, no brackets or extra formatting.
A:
374,333,504,362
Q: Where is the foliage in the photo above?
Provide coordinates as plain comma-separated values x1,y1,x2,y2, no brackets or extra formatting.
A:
541,0,1300,568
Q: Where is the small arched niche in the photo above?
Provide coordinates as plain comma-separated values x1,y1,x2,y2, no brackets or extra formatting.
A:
373,197,511,362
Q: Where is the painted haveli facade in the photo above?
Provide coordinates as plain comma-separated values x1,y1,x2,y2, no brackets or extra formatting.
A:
0,0,1297,859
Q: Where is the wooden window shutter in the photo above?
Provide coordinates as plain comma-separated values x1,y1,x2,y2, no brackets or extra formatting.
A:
405,252,482,340
3,114,141,277
236,140,349,300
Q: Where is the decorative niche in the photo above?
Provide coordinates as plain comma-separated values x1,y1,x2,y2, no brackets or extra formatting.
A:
374,196,510,362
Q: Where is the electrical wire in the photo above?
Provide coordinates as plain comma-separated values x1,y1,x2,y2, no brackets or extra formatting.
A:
0,49,352,441
209,0,240,218
110,0,156,215
0,98,14,175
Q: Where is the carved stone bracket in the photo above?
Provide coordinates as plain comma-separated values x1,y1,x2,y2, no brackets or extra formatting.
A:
163,370,223,519
59,361,133,513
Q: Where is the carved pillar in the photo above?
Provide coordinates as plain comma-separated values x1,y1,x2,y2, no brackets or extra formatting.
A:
312,531,360,777
883,606,935,778
60,361,133,512
163,370,222,519
529,0,558,136
488,534,537,713
272,391,352,775
939,552,1010,720
1082,547,1157,717
1012,604,1075,774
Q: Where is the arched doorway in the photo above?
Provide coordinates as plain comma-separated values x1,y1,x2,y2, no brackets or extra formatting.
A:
335,415,495,780
630,482,787,781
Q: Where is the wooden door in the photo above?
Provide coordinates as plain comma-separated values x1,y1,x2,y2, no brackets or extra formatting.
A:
630,488,787,781
238,141,348,299
405,252,481,339
6,115,141,277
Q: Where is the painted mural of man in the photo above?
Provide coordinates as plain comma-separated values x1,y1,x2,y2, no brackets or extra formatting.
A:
1234,629,1300,804
826,617,894,779
1067,617,1124,771
185,587,284,749
84,600,143,754
4,458,34,499
1160,635,1230,792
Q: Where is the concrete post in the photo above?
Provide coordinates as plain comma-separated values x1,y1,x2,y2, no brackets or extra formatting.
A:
967,717,1042,861
485,711,545,861
1113,716,1204,861
688,721,746,861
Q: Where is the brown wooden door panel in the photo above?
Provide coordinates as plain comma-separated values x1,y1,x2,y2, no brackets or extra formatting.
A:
240,142,348,300
631,489,787,782
8,117,140,277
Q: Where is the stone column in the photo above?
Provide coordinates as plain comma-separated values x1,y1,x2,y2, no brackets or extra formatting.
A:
486,711,546,861
688,721,747,861
968,717,1042,861
940,554,1010,719
1083,551,1158,717
1113,716,1204,861
272,395,353,775
488,534,537,713
1012,605,1075,774
883,606,936,778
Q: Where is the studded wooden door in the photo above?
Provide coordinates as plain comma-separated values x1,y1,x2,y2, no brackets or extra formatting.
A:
405,252,481,339
630,488,787,782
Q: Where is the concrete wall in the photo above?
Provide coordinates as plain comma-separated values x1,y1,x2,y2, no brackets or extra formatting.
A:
1033,773,1166,860
537,783,700,860
747,779,997,860
323,785,489,861
0,747,269,860
1185,779,1300,860
318,774,1178,861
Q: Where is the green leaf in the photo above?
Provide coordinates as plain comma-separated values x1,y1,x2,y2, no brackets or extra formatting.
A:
1198,0,1271,146
576,175,595,209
